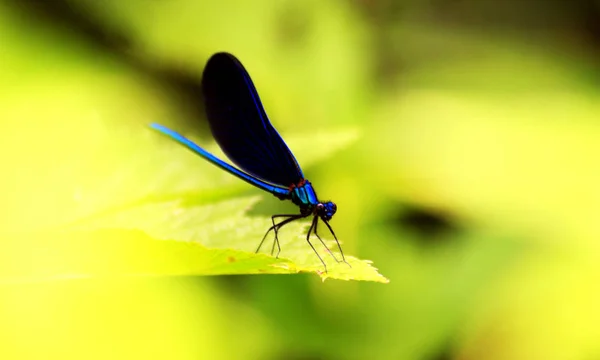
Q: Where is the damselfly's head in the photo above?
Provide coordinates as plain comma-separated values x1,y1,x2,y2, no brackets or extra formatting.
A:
316,201,337,221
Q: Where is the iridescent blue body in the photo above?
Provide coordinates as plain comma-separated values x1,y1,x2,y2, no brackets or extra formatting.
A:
289,180,336,219
150,52,348,271
291,181,319,214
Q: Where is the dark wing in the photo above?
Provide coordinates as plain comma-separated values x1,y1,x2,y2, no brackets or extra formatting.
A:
201,52,303,187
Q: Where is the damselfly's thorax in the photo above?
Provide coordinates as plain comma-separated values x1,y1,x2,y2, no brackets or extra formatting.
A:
288,179,336,220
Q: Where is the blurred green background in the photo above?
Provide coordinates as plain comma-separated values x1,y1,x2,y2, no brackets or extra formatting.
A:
1,0,600,359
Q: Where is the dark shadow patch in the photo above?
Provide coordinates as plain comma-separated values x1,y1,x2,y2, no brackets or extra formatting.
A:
209,275,251,299
392,202,462,245
423,340,455,360
275,3,312,48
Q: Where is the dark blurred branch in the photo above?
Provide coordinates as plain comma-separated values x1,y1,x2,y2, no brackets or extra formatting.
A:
3,0,208,133
581,0,600,48
353,0,600,88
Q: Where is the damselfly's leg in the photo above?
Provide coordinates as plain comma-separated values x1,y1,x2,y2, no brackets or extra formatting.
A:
255,214,302,258
323,220,351,268
313,218,341,263
270,214,297,257
305,216,328,273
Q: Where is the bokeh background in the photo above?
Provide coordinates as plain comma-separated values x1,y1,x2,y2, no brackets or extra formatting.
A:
1,0,600,359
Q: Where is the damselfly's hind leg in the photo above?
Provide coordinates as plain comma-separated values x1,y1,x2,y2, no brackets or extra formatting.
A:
270,214,297,257
255,214,302,258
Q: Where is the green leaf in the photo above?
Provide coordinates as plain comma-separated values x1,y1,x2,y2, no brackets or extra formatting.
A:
60,195,387,283
0,227,387,283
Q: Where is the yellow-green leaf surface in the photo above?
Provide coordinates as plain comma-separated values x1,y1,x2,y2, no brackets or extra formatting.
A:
63,195,387,283
0,229,386,283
